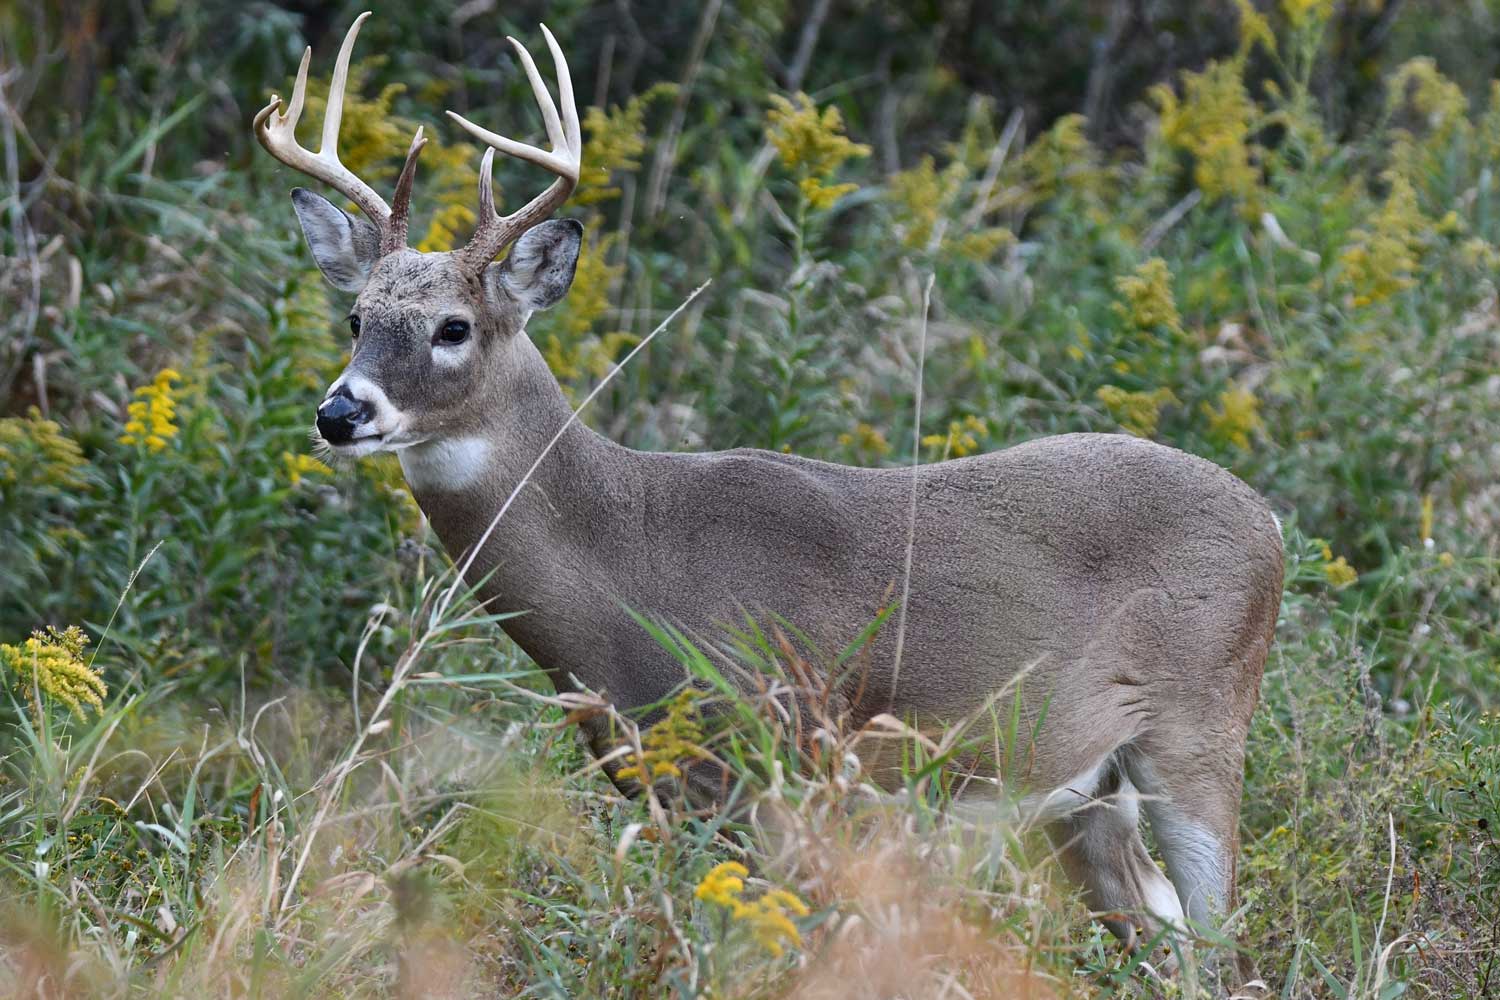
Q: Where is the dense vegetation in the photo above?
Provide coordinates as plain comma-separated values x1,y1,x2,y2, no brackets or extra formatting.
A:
2,0,1499,995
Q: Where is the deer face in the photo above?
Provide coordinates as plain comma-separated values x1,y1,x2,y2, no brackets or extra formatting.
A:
289,189,582,456
252,14,583,459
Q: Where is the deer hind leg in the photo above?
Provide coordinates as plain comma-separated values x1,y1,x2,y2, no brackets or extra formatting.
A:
1123,744,1245,985
1049,758,1184,965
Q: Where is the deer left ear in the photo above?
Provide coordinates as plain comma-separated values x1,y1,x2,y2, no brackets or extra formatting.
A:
490,219,583,313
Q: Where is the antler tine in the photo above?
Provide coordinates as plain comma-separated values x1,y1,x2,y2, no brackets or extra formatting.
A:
383,126,428,254
539,24,580,152
447,24,581,270
253,12,392,232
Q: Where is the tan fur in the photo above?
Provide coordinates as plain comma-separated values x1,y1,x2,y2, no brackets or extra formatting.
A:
276,101,1280,981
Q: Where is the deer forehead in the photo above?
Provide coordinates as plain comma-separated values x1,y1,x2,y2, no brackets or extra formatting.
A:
358,250,483,308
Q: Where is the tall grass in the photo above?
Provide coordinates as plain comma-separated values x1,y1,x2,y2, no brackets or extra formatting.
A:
4,0,1500,996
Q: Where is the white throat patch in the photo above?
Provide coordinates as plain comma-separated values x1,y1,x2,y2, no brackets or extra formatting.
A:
399,436,494,492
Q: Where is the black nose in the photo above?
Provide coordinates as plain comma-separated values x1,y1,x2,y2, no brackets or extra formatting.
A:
316,386,374,445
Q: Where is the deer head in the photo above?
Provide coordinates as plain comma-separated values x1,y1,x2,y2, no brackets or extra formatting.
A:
253,12,583,456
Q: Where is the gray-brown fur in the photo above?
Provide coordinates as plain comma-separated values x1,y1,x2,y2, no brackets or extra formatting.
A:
289,194,1283,976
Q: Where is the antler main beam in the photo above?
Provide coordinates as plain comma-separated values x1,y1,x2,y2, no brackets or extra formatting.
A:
253,12,424,253
447,25,582,272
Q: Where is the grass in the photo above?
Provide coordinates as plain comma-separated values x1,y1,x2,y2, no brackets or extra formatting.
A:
4,0,1500,996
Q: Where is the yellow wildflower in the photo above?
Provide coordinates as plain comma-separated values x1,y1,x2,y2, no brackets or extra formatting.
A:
838,422,892,458
1387,58,1468,139
695,861,749,907
766,92,869,176
1235,0,1276,56
887,155,967,249
617,688,709,784
765,92,869,210
1021,113,1104,203
922,415,988,459
1153,60,1260,208
578,83,678,206
417,201,478,254
1097,386,1179,438
1323,555,1358,589
0,408,87,489
118,369,182,452
694,861,809,958
1114,258,1184,338
0,626,106,720
1419,494,1434,546
1339,173,1429,308
282,451,333,487
1202,383,1265,450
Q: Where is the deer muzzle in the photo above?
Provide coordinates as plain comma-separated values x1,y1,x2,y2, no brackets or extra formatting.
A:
316,385,375,446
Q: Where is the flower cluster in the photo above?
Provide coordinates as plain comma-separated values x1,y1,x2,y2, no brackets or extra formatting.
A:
1020,113,1105,204
1114,258,1184,338
282,451,333,487
694,861,810,957
837,421,891,459
119,369,182,452
765,92,869,210
1202,383,1265,450
0,625,105,719
577,82,677,206
887,155,966,250
1154,58,1260,209
1319,543,1358,588
0,407,87,489
922,415,988,459
617,688,709,784
1096,386,1179,439
1338,173,1434,308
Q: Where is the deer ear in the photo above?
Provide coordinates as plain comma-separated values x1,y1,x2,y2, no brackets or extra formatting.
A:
491,219,583,313
290,188,381,293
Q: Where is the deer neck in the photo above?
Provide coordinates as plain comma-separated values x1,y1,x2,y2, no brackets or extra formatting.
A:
396,338,638,624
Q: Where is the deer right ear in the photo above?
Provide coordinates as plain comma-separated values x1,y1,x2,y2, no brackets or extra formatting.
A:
290,188,381,293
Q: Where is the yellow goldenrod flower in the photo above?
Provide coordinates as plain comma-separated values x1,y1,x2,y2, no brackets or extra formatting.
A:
1419,494,1434,546
577,82,677,206
0,625,105,720
1201,383,1265,450
1153,60,1260,209
282,451,334,487
887,155,967,249
838,422,892,458
765,92,869,212
118,369,182,452
1097,385,1179,439
694,861,808,957
766,92,869,177
1020,113,1104,203
922,416,988,459
1323,555,1358,589
1235,0,1276,56
1338,173,1429,308
0,408,87,489
616,688,709,784
1114,258,1184,338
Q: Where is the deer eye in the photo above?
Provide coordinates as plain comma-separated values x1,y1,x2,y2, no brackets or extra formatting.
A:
435,319,470,346
348,315,361,338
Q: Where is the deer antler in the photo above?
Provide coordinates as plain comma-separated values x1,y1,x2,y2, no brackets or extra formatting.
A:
446,24,582,272
253,12,425,254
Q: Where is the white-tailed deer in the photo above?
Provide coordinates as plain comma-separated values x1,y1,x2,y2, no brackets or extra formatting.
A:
255,13,1283,975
